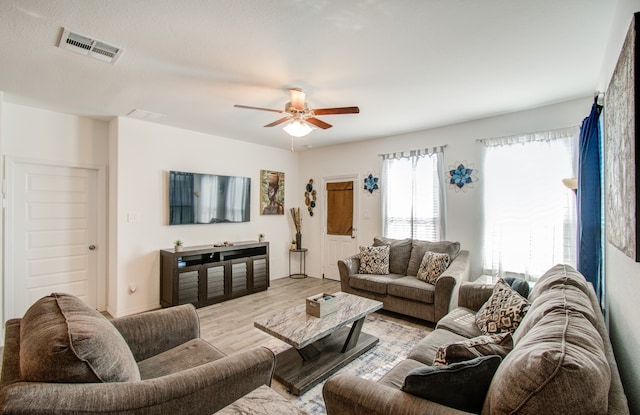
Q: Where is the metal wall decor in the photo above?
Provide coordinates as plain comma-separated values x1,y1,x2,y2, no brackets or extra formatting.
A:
305,179,317,216
363,172,379,194
448,161,479,192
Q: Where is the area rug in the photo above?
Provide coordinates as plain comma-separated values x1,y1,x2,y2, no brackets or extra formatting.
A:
264,315,430,415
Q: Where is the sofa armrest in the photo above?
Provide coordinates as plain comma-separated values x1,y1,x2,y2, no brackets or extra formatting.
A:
337,254,361,292
111,304,200,362
0,347,276,415
434,250,471,322
1,319,21,386
323,373,475,415
457,282,495,311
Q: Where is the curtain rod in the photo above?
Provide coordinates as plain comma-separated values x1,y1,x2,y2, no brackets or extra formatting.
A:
378,145,447,160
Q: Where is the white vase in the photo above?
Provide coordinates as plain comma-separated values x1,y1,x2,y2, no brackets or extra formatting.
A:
175,245,183,252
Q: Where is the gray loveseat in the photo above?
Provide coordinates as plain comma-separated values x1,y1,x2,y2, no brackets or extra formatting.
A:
323,264,629,414
0,293,276,414
338,237,471,323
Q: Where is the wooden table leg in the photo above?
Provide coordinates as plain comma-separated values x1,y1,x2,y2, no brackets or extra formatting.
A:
341,317,364,353
297,343,321,361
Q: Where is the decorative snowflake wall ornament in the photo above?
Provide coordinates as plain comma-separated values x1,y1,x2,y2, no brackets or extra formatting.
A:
363,173,380,194
448,162,479,192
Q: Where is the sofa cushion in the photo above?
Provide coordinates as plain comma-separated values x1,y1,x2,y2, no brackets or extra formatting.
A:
513,284,599,345
358,245,390,274
436,307,483,338
528,264,591,302
407,240,461,276
349,274,402,295
403,355,502,413
373,237,413,275
407,328,468,365
483,307,611,414
476,278,530,335
378,358,426,390
20,293,141,383
416,251,450,284
387,276,435,303
433,332,513,366
138,338,226,379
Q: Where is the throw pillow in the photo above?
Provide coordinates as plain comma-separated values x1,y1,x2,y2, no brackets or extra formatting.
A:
407,240,461,276
402,355,502,413
476,278,530,335
433,332,513,366
373,236,412,274
20,293,141,383
503,276,530,298
358,245,390,274
416,251,450,284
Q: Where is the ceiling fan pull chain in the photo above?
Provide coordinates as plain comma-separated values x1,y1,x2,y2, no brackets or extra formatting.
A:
291,135,294,152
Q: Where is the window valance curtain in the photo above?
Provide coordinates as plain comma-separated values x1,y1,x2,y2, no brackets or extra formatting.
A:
379,146,446,160
478,126,580,147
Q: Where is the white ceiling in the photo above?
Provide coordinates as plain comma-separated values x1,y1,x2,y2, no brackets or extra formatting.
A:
0,0,618,151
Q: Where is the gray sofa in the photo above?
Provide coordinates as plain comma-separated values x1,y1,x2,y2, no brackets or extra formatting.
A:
338,237,471,323
0,293,276,414
323,264,629,414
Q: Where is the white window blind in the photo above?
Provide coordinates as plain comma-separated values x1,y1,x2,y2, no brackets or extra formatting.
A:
381,147,445,240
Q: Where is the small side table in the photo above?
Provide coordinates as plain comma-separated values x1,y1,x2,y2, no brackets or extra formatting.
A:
289,248,308,279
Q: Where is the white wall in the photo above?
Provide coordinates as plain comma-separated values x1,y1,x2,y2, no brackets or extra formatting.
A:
2,103,108,166
299,96,593,280
0,102,109,339
109,117,299,317
600,1,640,413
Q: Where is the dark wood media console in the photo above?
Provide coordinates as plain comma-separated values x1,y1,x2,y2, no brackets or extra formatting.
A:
160,241,269,308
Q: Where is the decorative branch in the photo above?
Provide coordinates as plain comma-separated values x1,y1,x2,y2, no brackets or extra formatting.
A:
290,207,302,233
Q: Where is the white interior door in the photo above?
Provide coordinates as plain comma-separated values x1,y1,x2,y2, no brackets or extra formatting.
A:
322,175,359,280
5,160,102,319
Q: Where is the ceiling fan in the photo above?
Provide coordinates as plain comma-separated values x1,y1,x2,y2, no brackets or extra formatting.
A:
234,88,359,137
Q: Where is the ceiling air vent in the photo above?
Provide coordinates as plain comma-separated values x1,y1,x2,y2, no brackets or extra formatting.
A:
58,28,124,64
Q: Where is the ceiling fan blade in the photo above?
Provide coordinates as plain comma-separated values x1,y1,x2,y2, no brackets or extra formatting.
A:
264,116,292,127
290,88,306,111
312,106,360,115
234,104,285,114
306,117,333,129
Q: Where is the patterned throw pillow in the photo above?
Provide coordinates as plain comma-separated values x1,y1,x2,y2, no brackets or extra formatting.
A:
476,278,530,335
358,245,390,274
433,332,513,366
416,251,450,284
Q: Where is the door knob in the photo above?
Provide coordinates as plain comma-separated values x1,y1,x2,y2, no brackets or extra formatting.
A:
89,245,96,250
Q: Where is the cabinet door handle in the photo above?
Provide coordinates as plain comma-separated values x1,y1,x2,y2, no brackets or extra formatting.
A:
89,245,96,250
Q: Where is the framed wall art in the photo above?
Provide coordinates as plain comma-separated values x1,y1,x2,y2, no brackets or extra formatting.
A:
605,12,639,261
260,170,285,215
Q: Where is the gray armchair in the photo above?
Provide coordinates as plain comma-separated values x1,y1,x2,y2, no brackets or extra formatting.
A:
0,293,275,414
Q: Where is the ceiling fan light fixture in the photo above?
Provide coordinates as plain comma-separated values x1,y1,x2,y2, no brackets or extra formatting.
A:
283,119,313,137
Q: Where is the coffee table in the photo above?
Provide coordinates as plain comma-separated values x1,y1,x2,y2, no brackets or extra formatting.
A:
254,291,383,395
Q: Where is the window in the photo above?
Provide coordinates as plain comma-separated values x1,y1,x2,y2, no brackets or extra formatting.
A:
381,147,445,240
481,127,579,280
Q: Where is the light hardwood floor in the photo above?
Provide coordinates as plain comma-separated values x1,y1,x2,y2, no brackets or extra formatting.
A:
196,276,435,355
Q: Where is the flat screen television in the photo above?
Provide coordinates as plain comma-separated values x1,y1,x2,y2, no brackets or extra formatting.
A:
169,170,251,225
